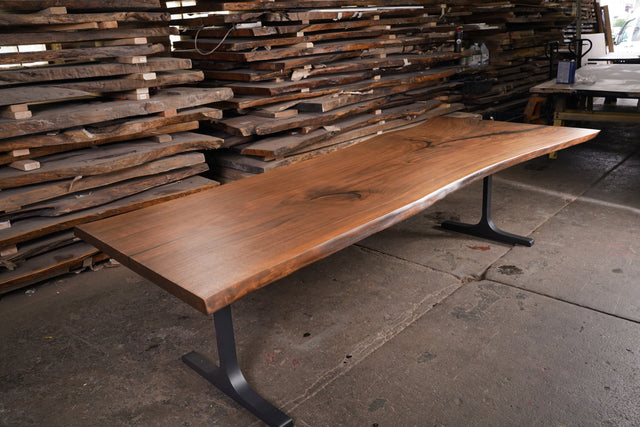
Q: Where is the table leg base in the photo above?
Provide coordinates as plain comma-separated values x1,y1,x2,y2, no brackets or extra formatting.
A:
442,175,534,247
183,306,293,427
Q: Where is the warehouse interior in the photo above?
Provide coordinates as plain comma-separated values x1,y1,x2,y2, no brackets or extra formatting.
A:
1,1,639,425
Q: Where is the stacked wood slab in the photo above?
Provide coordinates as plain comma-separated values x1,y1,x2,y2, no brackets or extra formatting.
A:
560,0,597,45
0,1,233,293
167,0,469,182
452,0,572,115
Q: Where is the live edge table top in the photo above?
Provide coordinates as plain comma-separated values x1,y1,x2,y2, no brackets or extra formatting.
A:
75,117,599,315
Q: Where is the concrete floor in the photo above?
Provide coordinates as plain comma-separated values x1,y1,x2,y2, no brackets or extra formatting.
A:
1,123,639,426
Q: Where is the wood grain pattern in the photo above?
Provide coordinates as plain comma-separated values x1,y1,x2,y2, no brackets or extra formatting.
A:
0,87,232,140
0,241,104,295
0,132,221,190
3,176,216,247
0,58,192,87
175,36,424,63
76,118,599,315
0,153,205,212
0,108,217,152
0,27,174,47
0,1,161,10
0,12,169,26
0,43,165,66
3,164,208,220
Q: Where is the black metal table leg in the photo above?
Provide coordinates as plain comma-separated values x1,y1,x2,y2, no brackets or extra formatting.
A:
182,305,293,427
441,175,534,247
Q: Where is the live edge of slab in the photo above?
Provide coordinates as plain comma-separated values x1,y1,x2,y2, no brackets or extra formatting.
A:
75,117,599,315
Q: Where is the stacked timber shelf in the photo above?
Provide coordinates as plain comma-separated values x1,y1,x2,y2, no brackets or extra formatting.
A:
452,0,572,115
166,0,469,182
0,1,232,293
560,0,597,45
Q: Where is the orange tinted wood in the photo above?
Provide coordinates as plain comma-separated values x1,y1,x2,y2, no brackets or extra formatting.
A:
75,117,599,315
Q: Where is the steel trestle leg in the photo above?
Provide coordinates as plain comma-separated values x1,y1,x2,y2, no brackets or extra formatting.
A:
441,175,534,247
182,305,293,427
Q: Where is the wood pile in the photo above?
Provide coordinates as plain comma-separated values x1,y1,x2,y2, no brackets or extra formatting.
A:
166,0,469,182
0,2,233,293
452,1,572,115
560,0,598,45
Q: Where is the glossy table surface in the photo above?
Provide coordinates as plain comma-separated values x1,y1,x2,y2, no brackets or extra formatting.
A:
76,117,599,314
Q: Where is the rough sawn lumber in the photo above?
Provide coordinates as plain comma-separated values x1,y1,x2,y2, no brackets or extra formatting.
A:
0,87,232,139
0,132,222,189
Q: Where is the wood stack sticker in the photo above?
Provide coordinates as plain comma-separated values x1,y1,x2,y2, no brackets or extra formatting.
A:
0,1,232,293
167,0,468,182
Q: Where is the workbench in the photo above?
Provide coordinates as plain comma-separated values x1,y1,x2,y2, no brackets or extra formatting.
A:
530,64,640,125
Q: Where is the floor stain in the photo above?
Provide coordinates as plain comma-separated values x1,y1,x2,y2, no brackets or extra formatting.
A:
497,265,524,275
467,245,491,251
515,292,528,310
368,398,386,412
451,288,501,321
417,351,437,363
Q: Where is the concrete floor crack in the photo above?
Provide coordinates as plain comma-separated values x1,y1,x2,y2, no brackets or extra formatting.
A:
281,281,464,413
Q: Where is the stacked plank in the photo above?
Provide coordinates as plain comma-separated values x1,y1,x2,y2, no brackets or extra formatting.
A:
167,0,468,181
560,0,598,45
453,0,572,115
0,2,233,293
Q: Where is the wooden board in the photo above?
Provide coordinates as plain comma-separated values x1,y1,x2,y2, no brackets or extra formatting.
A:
0,122,201,165
225,71,377,96
215,68,457,136
0,27,175,47
296,80,455,113
174,28,394,52
0,241,104,295
167,1,431,12
222,87,340,110
0,58,192,87
0,1,162,10
0,87,232,139
0,86,96,107
216,102,458,172
276,103,466,160
76,118,599,315
0,12,169,26
0,43,165,66
0,231,77,270
0,153,206,212
1,72,204,106
174,36,425,63
250,52,364,72
45,70,204,94
4,164,209,221
0,132,222,189
198,52,462,83
0,107,219,152
249,87,446,135
1,175,217,248
237,100,449,159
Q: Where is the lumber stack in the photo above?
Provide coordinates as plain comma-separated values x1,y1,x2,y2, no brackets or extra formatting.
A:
560,0,598,45
167,0,468,182
0,2,233,293
453,0,572,115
